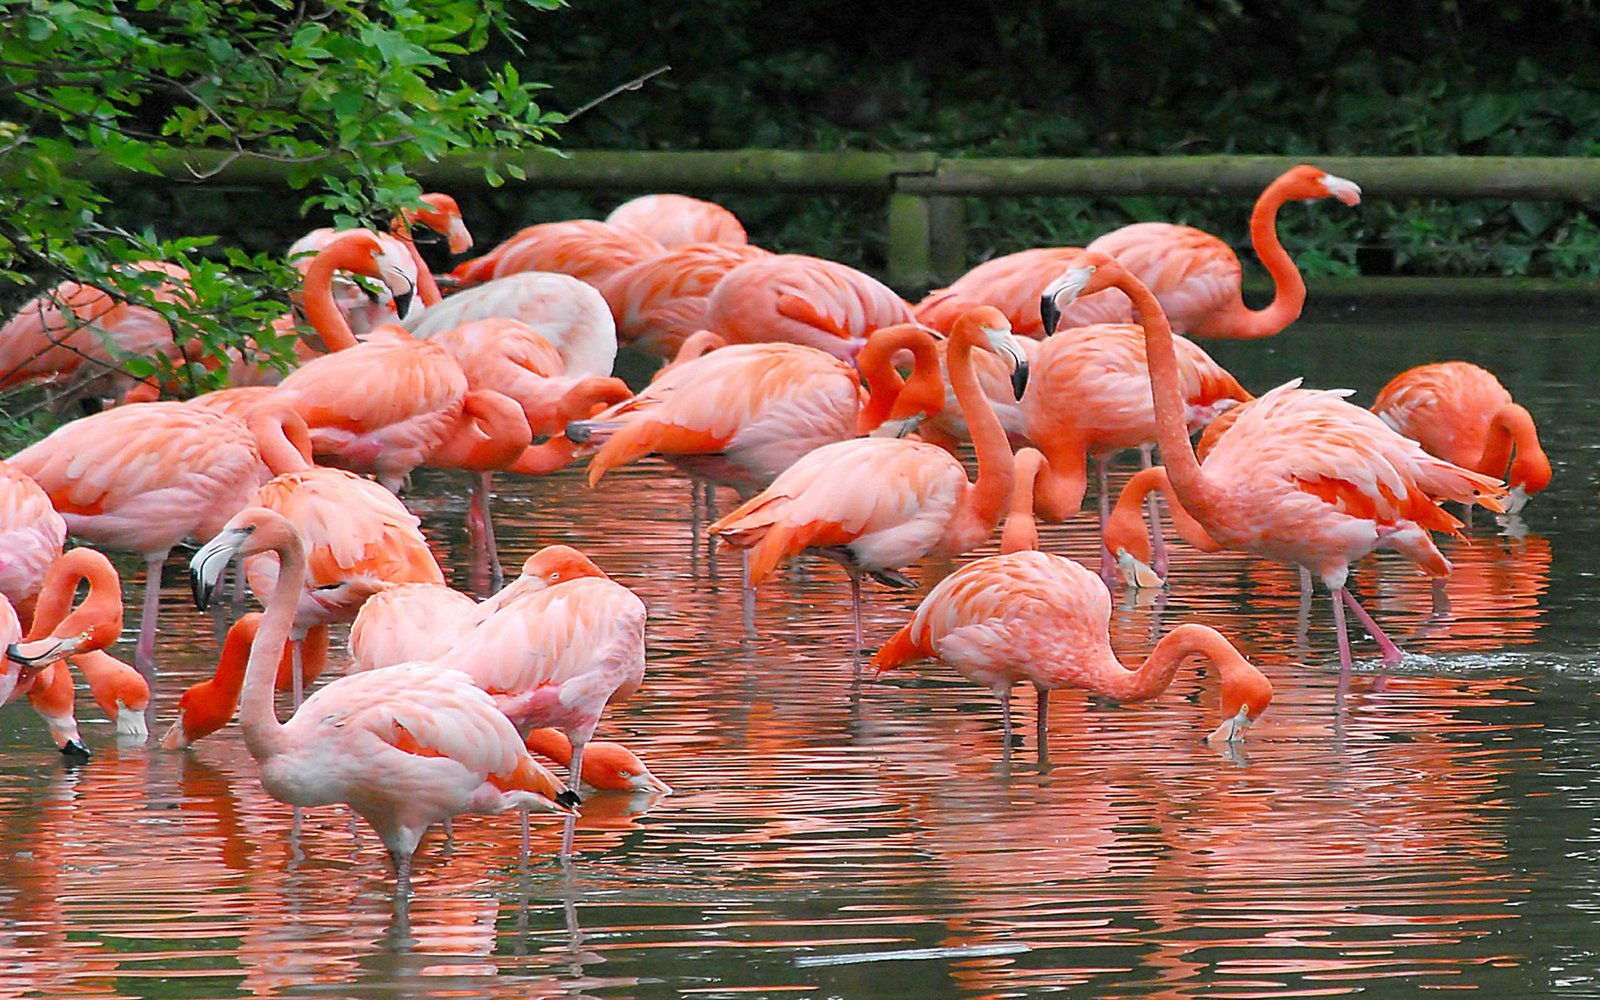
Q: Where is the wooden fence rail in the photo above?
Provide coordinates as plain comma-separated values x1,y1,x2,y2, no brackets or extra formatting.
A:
41,149,1600,290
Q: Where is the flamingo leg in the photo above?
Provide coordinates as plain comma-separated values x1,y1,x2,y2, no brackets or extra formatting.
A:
476,472,504,590
848,567,865,658
1035,686,1050,755
1299,565,1314,598
560,814,577,860
134,549,169,678
520,810,531,871
705,485,719,565
569,740,587,802
741,550,755,632
1095,456,1116,584
291,638,305,708
1139,445,1170,579
230,554,247,617
998,688,1014,759
392,848,413,895
1330,586,1355,678
689,479,704,570
1340,589,1404,664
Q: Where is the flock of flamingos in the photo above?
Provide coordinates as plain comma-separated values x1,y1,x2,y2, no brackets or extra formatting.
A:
0,163,1553,890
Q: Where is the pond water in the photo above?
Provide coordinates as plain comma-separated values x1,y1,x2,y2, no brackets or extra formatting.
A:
2,299,1598,998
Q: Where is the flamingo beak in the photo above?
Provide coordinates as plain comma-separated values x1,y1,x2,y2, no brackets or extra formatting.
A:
1007,348,1030,400
633,770,674,795
1322,173,1362,206
191,526,251,611
1039,289,1061,337
159,718,190,751
6,635,75,666
447,218,474,255
1118,550,1164,589
1503,484,1530,515
1206,704,1254,744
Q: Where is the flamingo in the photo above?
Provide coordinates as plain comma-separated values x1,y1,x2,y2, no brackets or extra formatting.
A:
703,253,915,361
580,331,943,499
914,247,1133,337
597,242,772,359
524,728,672,795
0,459,67,627
449,218,663,289
1081,164,1362,339
1371,361,1552,515
871,446,1274,753
0,261,193,404
403,271,619,378
707,306,1027,651
8,402,270,673
240,409,445,702
605,193,749,247
1048,253,1506,673
189,507,579,889
1019,322,1249,577
287,192,473,333
4,547,145,754
159,612,333,749
347,582,479,674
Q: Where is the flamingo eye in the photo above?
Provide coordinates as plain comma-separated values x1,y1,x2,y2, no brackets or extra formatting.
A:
548,571,560,581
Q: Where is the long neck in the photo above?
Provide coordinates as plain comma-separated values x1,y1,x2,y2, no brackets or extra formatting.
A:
937,329,1015,554
856,326,944,433
301,253,361,352
1197,177,1306,339
1095,622,1228,702
249,410,314,476
391,217,443,307
238,534,305,760
207,620,256,716
523,727,574,765
1119,272,1222,517
25,549,123,644
426,390,531,469
1000,447,1045,554
1481,403,1550,490
1105,466,1222,563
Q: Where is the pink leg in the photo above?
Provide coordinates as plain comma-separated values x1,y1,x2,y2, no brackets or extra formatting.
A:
291,639,305,708
1330,586,1355,677
475,472,504,590
1035,686,1050,753
848,568,865,656
1095,457,1115,585
134,549,169,679
998,687,1014,758
1341,589,1403,664
1139,446,1169,579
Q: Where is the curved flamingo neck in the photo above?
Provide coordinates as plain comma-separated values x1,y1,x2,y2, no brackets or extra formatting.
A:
1109,263,1222,519
239,525,305,761
1105,466,1222,563
1482,403,1551,492
1000,448,1045,554
856,325,944,434
391,219,443,307
1094,622,1235,702
301,249,363,352
937,317,1016,555
184,616,258,740
1194,175,1307,339
25,549,123,646
524,727,574,764
249,410,314,476
428,390,532,470
556,377,632,425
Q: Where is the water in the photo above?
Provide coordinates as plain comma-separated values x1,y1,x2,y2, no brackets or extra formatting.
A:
3,300,1598,998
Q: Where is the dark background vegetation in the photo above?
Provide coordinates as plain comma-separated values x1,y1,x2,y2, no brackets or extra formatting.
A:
47,1,1600,293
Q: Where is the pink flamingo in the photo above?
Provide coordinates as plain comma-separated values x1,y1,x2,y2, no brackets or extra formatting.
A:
597,242,772,359
707,306,1027,651
0,459,67,627
605,193,749,247
872,447,1273,753
704,253,915,361
450,218,663,289
189,507,578,889
404,270,619,378
1049,253,1506,673
9,402,270,673
5,547,146,754
524,728,671,795
914,247,1133,337
1372,360,1552,515
1082,164,1361,338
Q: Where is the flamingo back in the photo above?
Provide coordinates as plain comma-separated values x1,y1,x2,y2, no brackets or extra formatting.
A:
0,461,66,608
913,247,1133,336
450,219,663,288
1084,223,1242,333
606,194,749,247
1372,361,1514,469
403,272,618,379
598,242,771,357
349,582,479,673
706,254,914,360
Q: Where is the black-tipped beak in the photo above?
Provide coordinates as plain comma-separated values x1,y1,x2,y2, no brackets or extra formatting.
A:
7,637,70,666
564,422,593,444
556,789,582,809
191,570,215,611
392,287,415,320
1008,353,1030,400
1039,291,1061,337
60,739,91,761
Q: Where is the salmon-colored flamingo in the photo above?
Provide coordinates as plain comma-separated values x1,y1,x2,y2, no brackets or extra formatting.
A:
1050,253,1506,673
872,447,1274,753
1372,360,1552,515
8,402,270,673
914,247,1133,337
189,507,579,890
4,547,146,754
597,242,771,358
450,218,663,289
707,306,1028,651
0,459,67,627
241,409,445,702
159,612,333,749
347,582,479,674
1020,322,1249,577
426,316,631,582
524,728,671,795
287,193,473,333
0,261,193,403
605,193,749,247
704,253,916,361
403,270,619,378
581,332,943,499
1080,164,1361,339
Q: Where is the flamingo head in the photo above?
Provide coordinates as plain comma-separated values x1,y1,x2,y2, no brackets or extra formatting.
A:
1040,252,1124,333
161,679,234,750
957,306,1029,399
411,193,474,254
1278,164,1362,206
1209,647,1275,746
581,741,674,795
518,545,609,590
192,508,302,611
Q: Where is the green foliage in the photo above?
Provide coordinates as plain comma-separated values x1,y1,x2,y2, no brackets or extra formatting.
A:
1,0,564,402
